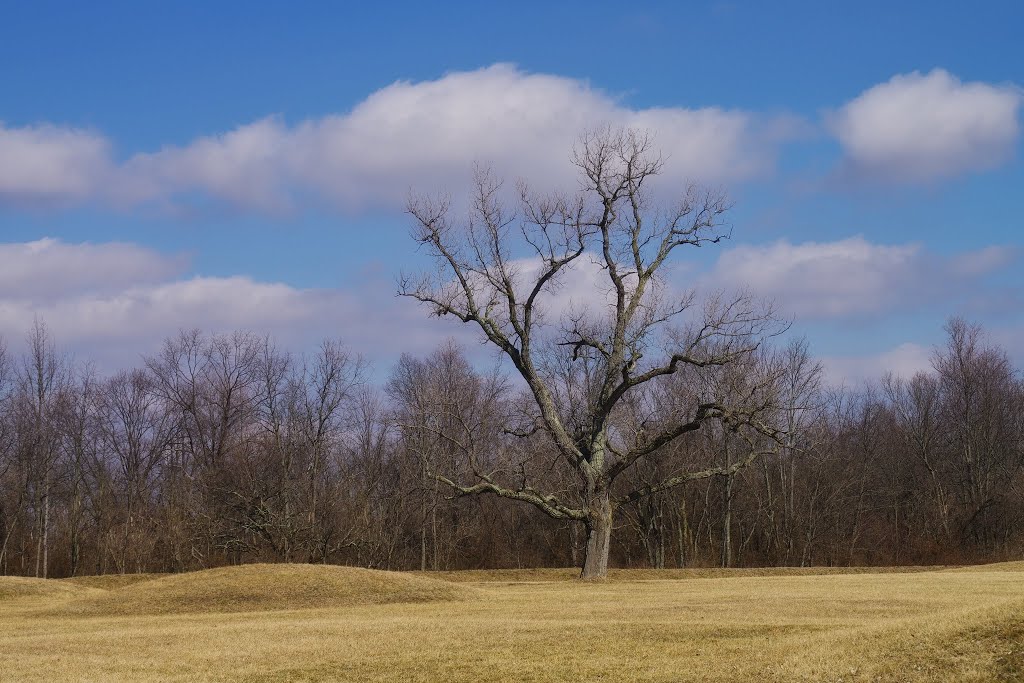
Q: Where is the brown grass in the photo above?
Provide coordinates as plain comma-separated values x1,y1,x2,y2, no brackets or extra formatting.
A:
1,562,1023,682
0,576,101,603
429,564,953,583
54,563,476,616
946,560,1024,573
61,573,168,590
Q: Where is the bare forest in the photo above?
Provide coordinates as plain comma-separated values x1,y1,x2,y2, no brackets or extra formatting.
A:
0,312,1021,579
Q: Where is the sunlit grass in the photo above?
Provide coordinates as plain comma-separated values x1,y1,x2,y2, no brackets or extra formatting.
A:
1,563,1022,681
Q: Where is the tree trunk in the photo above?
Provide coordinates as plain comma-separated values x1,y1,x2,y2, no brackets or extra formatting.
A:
42,487,50,579
676,500,690,569
721,472,733,568
69,492,81,576
721,438,733,569
581,490,613,579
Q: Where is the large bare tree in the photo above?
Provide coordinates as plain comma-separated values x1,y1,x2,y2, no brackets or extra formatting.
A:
400,128,792,578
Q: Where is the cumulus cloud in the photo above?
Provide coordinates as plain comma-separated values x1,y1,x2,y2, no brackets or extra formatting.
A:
701,236,1017,319
1,236,1016,377
828,69,1022,182
415,234,1018,336
0,238,186,301
279,65,785,206
0,65,790,212
0,238,469,371
0,124,113,203
120,118,293,211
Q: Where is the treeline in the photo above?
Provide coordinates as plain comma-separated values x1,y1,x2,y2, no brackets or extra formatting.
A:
0,318,1021,578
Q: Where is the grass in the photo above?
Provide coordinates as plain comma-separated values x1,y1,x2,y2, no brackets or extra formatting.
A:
428,564,953,583
0,576,102,603
54,564,476,616
62,573,168,590
1,562,1022,681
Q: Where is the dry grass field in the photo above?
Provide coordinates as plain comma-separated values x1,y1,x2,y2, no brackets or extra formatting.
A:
1,562,1023,682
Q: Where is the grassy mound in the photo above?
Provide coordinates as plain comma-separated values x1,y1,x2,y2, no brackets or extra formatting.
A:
946,560,1024,573
430,565,952,583
0,576,101,603
62,563,475,616
62,573,167,590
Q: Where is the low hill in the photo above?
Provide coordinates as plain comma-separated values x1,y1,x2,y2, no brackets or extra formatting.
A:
429,564,953,583
0,576,102,603
58,563,476,616
945,560,1024,573
62,573,167,590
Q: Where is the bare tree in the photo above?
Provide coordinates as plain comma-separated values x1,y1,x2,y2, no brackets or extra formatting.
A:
14,321,69,578
145,330,267,563
885,371,950,545
58,366,99,576
400,128,790,578
932,317,1023,554
94,369,176,572
388,342,509,570
0,337,16,572
341,386,408,569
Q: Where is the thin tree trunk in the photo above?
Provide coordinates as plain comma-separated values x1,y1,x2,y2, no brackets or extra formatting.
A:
676,498,690,569
42,486,50,579
721,438,733,569
0,520,16,576
721,473,733,568
69,491,81,576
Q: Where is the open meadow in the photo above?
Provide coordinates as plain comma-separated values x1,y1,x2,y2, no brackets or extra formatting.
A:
2,563,1023,682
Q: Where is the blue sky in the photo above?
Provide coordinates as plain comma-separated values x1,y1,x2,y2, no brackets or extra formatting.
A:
1,1,1021,382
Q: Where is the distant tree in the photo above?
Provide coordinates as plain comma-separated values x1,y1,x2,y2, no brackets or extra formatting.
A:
400,128,801,578
388,341,509,571
932,317,1023,554
14,321,69,578
94,368,176,572
0,338,15,572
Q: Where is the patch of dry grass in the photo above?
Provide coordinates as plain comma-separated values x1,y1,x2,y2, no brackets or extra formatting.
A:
56,563,476,616
946,560,1024,573
61,573,167,590
0,576,101,603
1,563,1023,682
429,564,952,583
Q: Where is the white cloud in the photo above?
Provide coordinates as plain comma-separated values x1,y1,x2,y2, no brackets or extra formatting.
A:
0,65,790,212
828,69,1022,182
0,238,186,302
6,277,341,360
120,118,293,211
0,237,1017,379
0,124,113,202
702,237,1016,319
500,255,618,321
421,235,1017,337
280,65,783,206
821,342,932,386
0,239,469,371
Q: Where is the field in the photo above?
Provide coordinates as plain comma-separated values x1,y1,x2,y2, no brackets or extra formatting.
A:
2,563,1023,682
